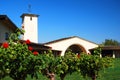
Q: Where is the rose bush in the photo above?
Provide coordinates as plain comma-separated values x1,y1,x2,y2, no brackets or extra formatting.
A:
0,30,46,80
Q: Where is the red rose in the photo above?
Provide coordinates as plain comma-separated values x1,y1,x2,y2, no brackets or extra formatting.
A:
2,42,9,48
33,51,39,55
28,46,33,51
25,39,30,44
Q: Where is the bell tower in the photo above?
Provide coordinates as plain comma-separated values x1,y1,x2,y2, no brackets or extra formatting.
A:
21,13,39,43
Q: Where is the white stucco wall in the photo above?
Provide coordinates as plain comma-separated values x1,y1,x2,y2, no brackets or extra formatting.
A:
45,37,98,56
22,16,38,43
0,23,13,43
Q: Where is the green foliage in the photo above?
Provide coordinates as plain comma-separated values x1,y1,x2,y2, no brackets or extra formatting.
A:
64,50,80,74
79,52,113,80
1,29,78,80
56,50,80,80
0,29,45,80
41,51,63,75
41,49,80,80
40,51,69,80
102,39,120,46
1,59,120,80
0,29,114,80
98,58,120,80
92,47,101,55
40,48,113,80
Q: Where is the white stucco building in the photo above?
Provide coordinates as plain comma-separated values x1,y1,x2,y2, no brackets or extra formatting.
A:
45,36,98,56
0,13,99,56
0,15,18,43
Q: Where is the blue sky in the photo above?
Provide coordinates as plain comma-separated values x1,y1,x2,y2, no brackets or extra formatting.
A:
0,0,120,44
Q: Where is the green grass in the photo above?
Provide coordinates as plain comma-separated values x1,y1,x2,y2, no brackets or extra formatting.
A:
97,58,120,80
1,59,120,80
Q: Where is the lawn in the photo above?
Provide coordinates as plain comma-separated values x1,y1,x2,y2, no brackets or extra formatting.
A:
2,58,120,80
97,58,120,80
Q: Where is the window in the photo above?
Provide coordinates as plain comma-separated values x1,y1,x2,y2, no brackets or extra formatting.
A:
30,17,32,21
5,32,9,40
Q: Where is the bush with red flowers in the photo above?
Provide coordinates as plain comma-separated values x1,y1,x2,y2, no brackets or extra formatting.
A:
0,30,46,80
0,29,113,80
0,30,80,80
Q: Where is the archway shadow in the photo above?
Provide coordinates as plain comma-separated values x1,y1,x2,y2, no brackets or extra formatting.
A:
65,44,87,55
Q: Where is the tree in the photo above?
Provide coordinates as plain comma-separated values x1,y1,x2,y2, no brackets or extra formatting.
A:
102,39,120,46
79,48,113,80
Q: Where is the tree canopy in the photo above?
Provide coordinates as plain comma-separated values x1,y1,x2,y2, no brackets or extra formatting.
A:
102,39,120,46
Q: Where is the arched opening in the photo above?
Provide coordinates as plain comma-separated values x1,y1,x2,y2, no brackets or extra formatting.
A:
65,44,86,55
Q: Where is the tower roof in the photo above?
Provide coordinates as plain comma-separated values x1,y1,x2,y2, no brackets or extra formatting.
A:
20,13,39,18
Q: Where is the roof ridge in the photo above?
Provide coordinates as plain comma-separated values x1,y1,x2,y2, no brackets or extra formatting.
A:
44,36,98,45
44,36,75,44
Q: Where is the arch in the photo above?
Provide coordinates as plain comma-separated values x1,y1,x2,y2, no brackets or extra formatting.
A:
45,36,98,56
65,44,87,54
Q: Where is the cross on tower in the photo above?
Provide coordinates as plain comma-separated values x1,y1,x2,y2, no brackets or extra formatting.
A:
28,4,31,13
